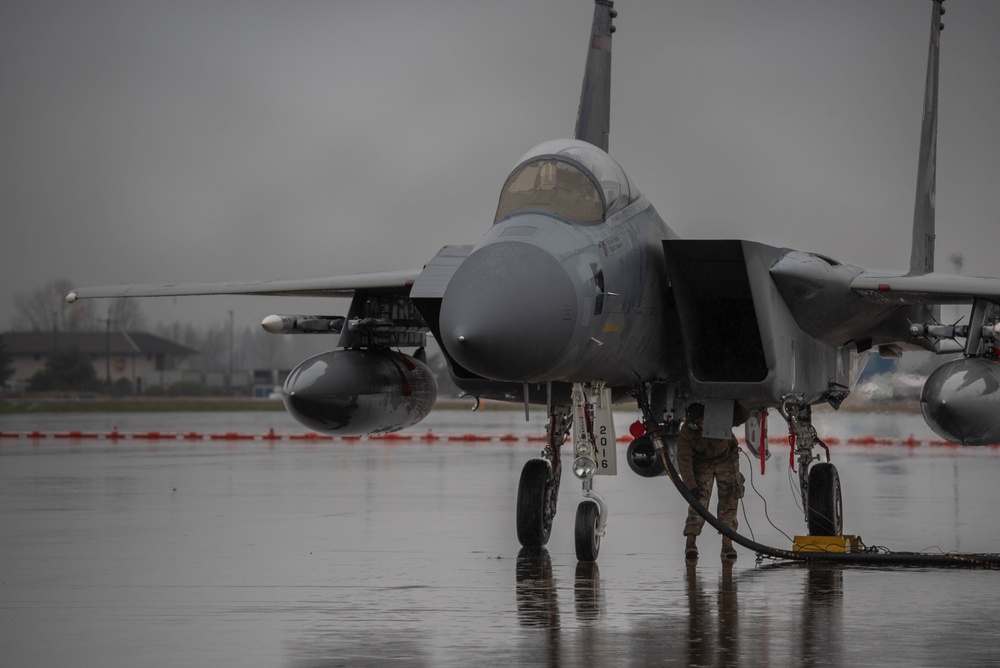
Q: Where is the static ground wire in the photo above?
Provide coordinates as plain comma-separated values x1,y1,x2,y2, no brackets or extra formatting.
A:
656,441,1000,568
738,449,797,548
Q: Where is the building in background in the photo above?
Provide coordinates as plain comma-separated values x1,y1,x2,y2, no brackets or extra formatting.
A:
2,331,198,393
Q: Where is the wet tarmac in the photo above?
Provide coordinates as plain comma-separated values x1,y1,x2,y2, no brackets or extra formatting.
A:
3,410,1000,667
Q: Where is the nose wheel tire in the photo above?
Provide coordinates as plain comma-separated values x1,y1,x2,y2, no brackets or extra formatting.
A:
575,500,601,562
517,459,554,549
807,462,843,536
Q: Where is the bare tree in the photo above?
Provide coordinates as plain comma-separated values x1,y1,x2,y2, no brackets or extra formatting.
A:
191,323,228,371
106,298,147,331
12,278,94,332
182,323,201,346
245,327,288,370
0,334,14,386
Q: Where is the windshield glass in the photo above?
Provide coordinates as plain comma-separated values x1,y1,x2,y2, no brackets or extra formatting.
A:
494,158,604,223
494,139,638,223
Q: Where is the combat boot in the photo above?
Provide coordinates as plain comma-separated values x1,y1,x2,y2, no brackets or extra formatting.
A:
685,535,698,560
721,537,737,561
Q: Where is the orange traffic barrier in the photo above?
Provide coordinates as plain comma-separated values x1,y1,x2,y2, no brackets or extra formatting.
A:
848,436,894,446
289,432,334,441
209,432,254,441
134,431,177,440
370,433,414,441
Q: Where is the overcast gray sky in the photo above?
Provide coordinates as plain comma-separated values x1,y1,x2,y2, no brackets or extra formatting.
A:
2,0,998,335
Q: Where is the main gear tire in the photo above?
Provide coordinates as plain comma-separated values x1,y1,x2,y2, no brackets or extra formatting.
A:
807,462,843,536
517,459,553,549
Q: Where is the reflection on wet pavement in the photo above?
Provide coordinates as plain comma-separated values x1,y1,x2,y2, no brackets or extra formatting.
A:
3,412,1000,666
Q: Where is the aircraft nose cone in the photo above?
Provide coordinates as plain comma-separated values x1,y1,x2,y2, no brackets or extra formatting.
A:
439,241,577,381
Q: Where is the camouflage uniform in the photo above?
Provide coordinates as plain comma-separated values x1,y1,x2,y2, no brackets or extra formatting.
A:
677,404,749,539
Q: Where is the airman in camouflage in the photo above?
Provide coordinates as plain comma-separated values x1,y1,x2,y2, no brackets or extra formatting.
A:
677,402,749,561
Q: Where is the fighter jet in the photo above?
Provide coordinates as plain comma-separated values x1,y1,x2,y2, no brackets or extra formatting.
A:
68,0,1000,561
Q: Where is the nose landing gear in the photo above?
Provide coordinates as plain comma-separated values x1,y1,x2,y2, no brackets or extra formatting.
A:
515,383,615,562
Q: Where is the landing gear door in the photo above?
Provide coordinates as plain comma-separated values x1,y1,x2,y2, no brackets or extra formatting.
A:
592,387,617,475
702,398,735,440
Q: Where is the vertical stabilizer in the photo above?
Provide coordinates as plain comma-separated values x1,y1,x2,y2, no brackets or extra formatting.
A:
575,0,616,153
910,0,944,275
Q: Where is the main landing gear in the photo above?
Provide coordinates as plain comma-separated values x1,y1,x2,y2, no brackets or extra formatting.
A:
780,396,843,536
516,383,612,562
515,386,846,561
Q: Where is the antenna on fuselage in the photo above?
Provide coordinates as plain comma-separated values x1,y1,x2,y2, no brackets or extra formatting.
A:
910,0,945,275
575,0,616,153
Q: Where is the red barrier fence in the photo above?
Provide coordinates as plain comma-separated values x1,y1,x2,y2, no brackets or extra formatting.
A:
0,428,993,447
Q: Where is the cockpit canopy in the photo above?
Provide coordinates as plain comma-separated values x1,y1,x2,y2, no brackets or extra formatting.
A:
494,139,638,224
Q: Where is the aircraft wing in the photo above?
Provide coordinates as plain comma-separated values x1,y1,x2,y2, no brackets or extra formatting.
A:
852,271,1000,305
66,269,422,303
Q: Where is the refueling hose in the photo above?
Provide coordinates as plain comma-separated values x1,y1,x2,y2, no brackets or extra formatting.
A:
654,439,1000,568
